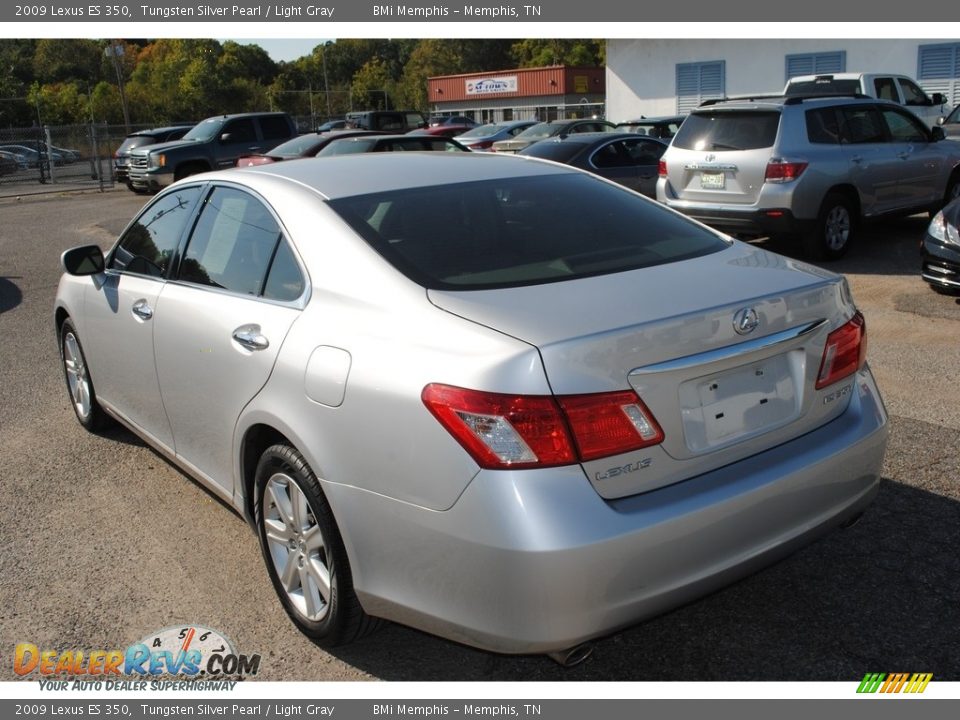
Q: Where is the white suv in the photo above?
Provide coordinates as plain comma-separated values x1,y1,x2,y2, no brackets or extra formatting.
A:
657,95,960,259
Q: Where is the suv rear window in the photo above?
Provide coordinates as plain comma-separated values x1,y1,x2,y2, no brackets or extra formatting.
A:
673,111,780,151
328,174,728,290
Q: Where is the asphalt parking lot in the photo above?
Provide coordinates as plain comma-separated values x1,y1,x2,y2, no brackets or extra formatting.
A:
1,188,958,682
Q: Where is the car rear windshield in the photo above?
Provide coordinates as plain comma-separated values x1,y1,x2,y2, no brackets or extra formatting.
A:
516,122,566,140
519,142,584,163
327,173,728,290
672,111,781,151
785,79,861,96
270,134,325,156
458,124,499,138
117,135,163,153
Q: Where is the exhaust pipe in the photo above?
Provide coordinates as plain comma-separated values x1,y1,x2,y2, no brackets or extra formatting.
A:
546,643,594,668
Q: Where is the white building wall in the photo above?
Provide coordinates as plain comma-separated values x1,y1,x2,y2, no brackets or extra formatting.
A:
607,39,955,121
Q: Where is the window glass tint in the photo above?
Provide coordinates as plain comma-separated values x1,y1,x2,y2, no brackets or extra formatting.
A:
948,105,960,124
873,78,898,101
328,174,728,291
270,134,325,157
592,140,636,168
806,108,841,144
263,239,305,302
899,79,928,106
521,141,584,163
179,187,280,296
221,118,256,144
839,107,887,143
109,186,202,277
673,111,780,151
260,116,291,140
316,139,374,156
459,124,498,138
625,139,667,164
881,108,927,142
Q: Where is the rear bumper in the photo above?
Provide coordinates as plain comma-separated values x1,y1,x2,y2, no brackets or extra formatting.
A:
667,204,815,237
326,367,889,654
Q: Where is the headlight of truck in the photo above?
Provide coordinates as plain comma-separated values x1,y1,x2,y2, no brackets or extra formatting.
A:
928,210,960,246
150,153,166,169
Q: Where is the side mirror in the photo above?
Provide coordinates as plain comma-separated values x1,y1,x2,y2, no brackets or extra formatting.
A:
938,115,946,126
219,132,233,143
931,126,946,142
61,245,104,276
931,92,946,106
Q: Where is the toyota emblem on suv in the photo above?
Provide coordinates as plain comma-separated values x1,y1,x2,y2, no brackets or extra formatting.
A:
733,307,760,335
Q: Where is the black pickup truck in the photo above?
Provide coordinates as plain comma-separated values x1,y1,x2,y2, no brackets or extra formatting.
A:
127,112,297,193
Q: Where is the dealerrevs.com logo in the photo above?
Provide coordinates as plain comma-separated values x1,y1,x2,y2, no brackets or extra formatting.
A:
857,673,933,694
14,626,261,691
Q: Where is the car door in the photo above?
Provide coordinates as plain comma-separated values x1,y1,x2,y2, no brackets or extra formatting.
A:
837,105,902,215
152,185,306,495
214,117,260,168
81,185,204,449
878,106,943,209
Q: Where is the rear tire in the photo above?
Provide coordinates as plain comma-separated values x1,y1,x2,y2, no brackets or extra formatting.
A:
174,163,209,181
805,193,855,261
254,444,381,647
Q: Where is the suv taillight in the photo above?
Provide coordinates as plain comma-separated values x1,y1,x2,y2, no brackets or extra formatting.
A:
765,158,808,183
658,159,667,177
816,312,867,390
422,384,664,469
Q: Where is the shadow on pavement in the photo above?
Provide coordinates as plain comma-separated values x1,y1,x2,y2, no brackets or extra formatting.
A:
0,276,23,314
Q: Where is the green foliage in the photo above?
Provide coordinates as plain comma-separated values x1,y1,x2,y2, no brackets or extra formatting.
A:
2,38,604,127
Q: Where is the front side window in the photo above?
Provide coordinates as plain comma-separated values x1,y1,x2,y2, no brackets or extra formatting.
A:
220,118,257,145
109,186,202,277
880,108,928,142
179,187,284,297
873,78,898,102
899,79,929,106
328,173,728,290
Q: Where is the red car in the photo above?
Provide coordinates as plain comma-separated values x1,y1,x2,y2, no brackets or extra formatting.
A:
236,130,381,167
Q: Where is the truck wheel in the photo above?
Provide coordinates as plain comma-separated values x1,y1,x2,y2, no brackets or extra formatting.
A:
174,163,208,181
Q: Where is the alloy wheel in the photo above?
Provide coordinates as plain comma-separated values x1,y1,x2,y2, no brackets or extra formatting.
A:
63,331,92,420
824,205,851,252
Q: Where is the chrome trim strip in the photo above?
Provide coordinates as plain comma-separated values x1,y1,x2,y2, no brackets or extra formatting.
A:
922,272,960,287
629,319,828,376
684,163,739,171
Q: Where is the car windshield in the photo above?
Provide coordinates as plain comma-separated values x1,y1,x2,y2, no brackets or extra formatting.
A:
515,122,566,140
270,134,324,156
947,105,960,123
458,124,500,138
328,173,728,290
672,111,781,151
181,118,224,142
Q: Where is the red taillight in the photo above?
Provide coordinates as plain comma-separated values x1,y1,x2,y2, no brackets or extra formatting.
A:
816,312,867,390
658,159,667,177
422,384,663,469
765,159,808,183
469,140,494,149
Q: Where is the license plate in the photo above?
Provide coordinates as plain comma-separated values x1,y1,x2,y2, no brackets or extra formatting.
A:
678,354,799,452
700,171,725,189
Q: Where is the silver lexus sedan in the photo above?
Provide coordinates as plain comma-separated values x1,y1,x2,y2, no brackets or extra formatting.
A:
55,153,888,658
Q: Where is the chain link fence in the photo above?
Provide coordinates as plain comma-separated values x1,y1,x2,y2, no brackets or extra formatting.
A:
0,123,134,197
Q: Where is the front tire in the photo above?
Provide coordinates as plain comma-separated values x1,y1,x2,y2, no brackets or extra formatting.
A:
805,193,855,261
60,319,109,431
254,444,379,647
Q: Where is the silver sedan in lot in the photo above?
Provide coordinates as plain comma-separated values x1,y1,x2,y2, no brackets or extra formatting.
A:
54,153,888,658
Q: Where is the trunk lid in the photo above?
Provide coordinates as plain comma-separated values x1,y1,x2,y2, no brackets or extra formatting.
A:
428,243,857,499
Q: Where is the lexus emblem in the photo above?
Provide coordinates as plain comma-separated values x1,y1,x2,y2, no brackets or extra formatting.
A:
733,307,760,335
705,153,716,163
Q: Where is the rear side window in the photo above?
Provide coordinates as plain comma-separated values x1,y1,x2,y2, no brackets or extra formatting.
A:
109,186,202,277
328,174,728,290
260,116,293,141
673,111,780,151
806,108,841,144
873,77,898,102
838,107,887,144
221,118,257,144
179,187,283,296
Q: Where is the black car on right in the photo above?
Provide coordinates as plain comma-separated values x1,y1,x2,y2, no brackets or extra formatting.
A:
114,125,194,187
517,132,668,198
923,195,960,294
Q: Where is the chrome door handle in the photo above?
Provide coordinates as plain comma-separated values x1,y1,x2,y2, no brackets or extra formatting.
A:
232,325,270,351
131,299,153,320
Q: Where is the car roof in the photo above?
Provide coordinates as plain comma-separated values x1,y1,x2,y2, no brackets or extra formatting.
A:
532,131,659,145
129,125,194,137
617,115,685,124
692,95,881,112
208,152,575,200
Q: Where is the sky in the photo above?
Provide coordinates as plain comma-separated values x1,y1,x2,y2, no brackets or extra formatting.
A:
226,38,327,63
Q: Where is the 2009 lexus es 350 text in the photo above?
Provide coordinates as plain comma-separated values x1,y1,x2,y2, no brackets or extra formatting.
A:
54,153,889,659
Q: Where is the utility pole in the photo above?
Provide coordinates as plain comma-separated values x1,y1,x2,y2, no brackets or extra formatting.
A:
106,40,131,132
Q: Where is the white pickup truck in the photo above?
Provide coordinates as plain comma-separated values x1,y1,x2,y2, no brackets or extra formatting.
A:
784,73,949,128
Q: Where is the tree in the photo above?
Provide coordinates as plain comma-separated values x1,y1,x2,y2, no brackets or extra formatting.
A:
33,40,104,84
351,58,395,111
510,39,604,67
